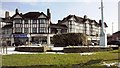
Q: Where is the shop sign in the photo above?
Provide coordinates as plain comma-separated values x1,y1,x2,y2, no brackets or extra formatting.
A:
13,34,27,37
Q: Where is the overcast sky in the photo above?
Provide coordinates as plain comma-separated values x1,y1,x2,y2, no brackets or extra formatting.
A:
0,0,119,34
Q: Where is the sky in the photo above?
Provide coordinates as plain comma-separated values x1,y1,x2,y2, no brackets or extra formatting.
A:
0,0,119,35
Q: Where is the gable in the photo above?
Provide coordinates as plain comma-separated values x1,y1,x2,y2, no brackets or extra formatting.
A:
91,21,95,25
61,21,68,26
69,17,76,21
38,14,46,18
84,20,89,24
14,15,22,18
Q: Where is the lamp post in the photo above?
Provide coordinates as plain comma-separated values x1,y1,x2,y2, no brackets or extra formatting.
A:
100,0,107,47
47,22,50,46
47,9,51,46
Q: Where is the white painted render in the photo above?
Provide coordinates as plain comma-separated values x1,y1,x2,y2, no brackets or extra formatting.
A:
38,14,46,18
14,15,22,18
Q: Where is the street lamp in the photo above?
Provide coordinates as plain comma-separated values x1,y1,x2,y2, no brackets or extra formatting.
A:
99,0,107,47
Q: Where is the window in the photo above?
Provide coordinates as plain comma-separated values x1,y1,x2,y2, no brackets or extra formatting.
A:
14,19,21,23
33,20,37,23
24,24,29,28
24,20,28,24
39,20,41,23
32,24,37,27
39,19,46,24
15,24,22,27
39,27,46,33
15,27,22,33
39,24,47,27
69,21,72,25
24,28,29,33
32,28,37,33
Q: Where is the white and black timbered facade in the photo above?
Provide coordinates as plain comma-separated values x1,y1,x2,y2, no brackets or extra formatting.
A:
57,15,108,42
11,9,52,45
12,9,50,34
2,9,108,46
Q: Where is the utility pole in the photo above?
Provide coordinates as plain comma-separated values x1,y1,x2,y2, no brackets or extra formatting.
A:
100,0,107,47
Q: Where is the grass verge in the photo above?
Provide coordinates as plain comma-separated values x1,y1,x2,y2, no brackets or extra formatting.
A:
2,49,120,68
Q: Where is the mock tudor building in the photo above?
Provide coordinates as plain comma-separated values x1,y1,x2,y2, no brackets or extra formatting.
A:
57,15,108,42
11,9,53,45
2,9,53,46
2,9,108,46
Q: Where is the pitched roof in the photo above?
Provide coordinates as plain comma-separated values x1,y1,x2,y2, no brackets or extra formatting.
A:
113,31,120,35
59,15,84,23
59,15,97,24
1,18,13,23
23,12,48,19
23,12,40,19
11,12,22,19
11,12,49,19
2,23,13,29
58,14,107,27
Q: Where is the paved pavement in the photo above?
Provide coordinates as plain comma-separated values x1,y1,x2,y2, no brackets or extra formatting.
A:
0,46,96,55
0,46,64,55
1,47,38,55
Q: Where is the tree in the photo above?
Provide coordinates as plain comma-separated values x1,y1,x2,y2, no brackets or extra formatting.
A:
53,33,87,47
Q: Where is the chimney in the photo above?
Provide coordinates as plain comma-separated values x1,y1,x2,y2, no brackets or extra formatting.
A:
20,13,22,15
84,15,87,19
15,8,19,14
58,20,61,23
5,11,9,18
99,20,101,23
47,8,51,19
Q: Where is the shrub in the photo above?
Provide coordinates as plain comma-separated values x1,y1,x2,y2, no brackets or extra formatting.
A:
53,33,87,47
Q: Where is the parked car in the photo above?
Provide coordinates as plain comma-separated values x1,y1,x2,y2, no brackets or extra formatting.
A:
12,41,24,46
107,40,120,46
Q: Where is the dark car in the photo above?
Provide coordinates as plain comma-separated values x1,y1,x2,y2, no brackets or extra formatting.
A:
12,41,24,46
7,41,11,46
107,40,120,45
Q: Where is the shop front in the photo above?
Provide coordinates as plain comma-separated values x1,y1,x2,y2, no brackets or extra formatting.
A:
31,36,47,44
12,34,28,46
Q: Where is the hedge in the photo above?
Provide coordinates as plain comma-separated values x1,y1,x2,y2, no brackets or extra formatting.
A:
15,46,50,52
64,47,112,53
53,33,87,47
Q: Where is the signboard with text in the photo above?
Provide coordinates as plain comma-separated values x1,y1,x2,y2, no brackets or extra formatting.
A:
13,34,27,38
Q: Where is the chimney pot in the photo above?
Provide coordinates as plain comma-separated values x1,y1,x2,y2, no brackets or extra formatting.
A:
20,13,22,15
16,8,19,14
58,20,61,23
47,8,51,19
5,11,9,18
84,15,87,19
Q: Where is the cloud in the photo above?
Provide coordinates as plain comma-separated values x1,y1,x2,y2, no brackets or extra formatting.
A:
0,0,101,2
1,0,119,3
